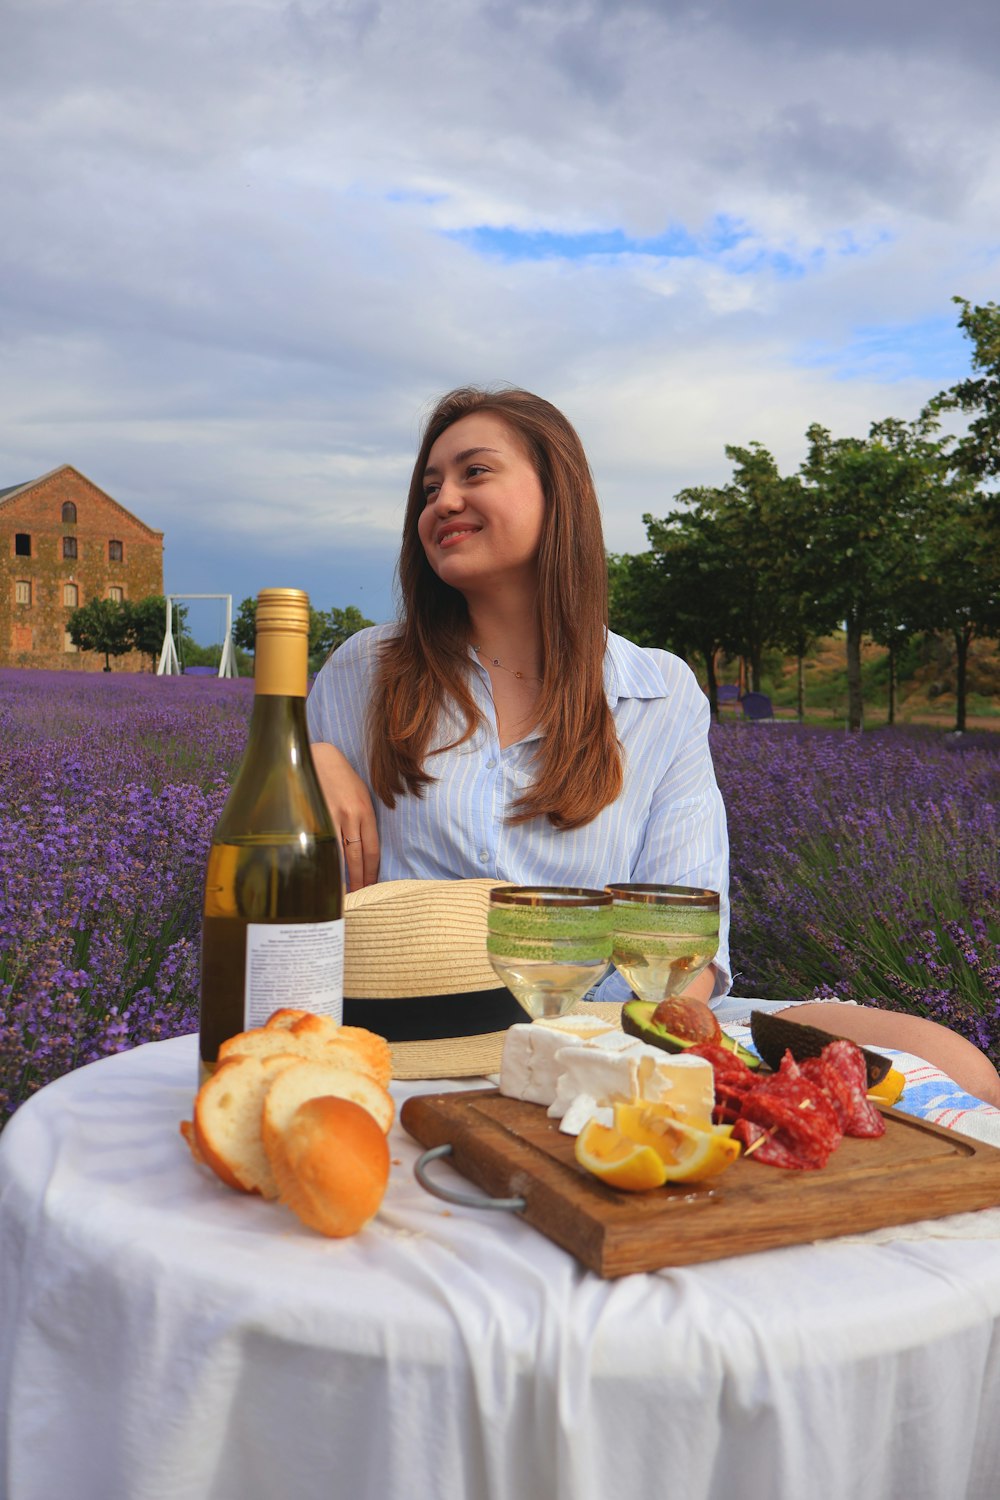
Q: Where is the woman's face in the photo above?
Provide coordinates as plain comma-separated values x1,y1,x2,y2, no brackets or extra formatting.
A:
416,412,546,597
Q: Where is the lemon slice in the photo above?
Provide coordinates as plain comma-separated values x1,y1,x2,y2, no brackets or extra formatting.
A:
613,1101,741,1182
867,1067,906,1105
574,1120,668,1191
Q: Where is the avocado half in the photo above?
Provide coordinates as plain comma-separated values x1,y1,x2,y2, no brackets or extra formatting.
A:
621,999,762,1070
749,1009,891,1088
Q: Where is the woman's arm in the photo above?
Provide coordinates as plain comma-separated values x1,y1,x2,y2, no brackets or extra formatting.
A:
306,626,386,890
310,741,380,889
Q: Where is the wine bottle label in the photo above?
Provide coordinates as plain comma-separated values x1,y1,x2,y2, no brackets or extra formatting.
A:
244,919,345,1030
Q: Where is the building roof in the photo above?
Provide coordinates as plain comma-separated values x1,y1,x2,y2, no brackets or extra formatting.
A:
0,465,164,538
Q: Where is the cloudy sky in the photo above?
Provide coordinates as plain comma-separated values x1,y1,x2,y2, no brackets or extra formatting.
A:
2,0,998,639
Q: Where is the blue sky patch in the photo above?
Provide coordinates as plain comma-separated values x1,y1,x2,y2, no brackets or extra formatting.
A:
795,315,971,385
444,215,835,280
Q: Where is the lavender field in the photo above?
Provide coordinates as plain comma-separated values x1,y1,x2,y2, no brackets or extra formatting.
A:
1,668,997,1128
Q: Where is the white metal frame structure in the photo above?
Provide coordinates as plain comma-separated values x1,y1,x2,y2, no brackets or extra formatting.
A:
156,594,238,678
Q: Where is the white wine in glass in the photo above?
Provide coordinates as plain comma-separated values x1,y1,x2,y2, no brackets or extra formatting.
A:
607,885,720,1003
487,887,613,1020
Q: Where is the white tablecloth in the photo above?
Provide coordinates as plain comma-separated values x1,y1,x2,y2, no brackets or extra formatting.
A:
3,1034,1000,1500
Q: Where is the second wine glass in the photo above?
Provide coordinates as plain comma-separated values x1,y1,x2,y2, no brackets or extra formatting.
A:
606,884,720,1003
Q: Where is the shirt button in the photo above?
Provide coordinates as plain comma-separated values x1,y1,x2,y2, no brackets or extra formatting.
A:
486,758,497,770
479,850,490,863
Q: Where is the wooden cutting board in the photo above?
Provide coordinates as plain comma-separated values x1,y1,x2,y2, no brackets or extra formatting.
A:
400,1089,1000,1278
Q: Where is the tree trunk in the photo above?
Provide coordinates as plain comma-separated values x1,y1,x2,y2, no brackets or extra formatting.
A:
845,619,864,732
704,646,720,721
886,641,896,727
953,627,972,733
796,654,805,722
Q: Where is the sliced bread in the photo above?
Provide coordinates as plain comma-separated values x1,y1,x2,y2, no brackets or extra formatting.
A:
193,1053,300,1197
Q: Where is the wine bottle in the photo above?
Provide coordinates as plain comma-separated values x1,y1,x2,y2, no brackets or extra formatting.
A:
198,588,344,1078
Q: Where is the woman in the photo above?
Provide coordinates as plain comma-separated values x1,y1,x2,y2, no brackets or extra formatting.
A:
308,386,1000,1103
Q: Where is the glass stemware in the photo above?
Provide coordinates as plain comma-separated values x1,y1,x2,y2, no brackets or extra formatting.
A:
487,886,613,1020
606,884,720,1003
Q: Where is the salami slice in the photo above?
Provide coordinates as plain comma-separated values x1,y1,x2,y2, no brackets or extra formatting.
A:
731,1117,818,1171
739,1065,843,1168
812,1040,886,1138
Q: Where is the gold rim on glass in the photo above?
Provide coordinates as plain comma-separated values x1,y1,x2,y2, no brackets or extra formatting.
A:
490,886,613,907
605,884,719,908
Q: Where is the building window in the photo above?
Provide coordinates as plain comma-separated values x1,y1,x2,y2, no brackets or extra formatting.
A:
62,502,78,524
15,533,31,557
109,539,123,562
64,631,78,653
15,580,32,605
63,536,78,560
63,582,79,608
108,586,124,603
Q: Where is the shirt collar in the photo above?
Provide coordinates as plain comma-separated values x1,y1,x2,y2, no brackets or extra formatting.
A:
603,631,671,707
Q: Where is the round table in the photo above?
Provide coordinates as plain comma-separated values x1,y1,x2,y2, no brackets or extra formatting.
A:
3,1035,1000,1500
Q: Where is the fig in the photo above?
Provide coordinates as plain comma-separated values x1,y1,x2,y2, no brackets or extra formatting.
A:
650,997,722,1046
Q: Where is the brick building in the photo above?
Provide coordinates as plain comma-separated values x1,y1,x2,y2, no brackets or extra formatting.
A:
1,465,164,670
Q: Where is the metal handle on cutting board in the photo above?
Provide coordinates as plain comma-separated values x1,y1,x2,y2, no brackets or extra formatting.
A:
413,1144,527,1212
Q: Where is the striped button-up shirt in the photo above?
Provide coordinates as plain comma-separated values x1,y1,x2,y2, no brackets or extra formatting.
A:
307,625,731,998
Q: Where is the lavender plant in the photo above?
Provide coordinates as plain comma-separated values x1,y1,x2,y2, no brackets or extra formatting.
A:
0,670,252,1125
715,725,1000,1067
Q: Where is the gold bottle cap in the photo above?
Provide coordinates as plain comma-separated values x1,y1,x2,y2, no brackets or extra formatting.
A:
254,588,310,696
256,588,310,637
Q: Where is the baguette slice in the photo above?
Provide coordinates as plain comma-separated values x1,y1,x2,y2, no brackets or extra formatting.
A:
265,1009,341,1041
265,1007,313,1028
193,1053,300,1197
217,1029,391,1088
261,1059,396,1181
267,1012,393,1086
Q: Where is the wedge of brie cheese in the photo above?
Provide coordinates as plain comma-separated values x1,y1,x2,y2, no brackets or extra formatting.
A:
547,1048,714,1134
498,1018,621,1106
499,1019,716,1136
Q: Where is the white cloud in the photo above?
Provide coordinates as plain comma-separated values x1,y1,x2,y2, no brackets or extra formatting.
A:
1,0,998,629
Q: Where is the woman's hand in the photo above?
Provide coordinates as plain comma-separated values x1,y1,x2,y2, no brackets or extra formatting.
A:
310,741,380,889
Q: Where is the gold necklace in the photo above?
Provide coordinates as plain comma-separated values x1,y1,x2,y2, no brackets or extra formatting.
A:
472,644,542,683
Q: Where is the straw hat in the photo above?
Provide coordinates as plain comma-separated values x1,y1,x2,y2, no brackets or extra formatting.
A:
342,878,623,1078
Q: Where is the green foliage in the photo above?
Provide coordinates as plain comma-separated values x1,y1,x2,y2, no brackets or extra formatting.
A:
129,596,170,668
232,596,258,655
67,597,133,670
67,595,195,672
314,605,376,665
607,296,1000,731
232,596,374,673
928,296,1000,481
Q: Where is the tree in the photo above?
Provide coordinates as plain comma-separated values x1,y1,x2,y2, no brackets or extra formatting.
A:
232,597,258,655
128,596,177,670
627,446,833,719
927,296,1000,482
703,445,825,699
67,598,133,671
607,551,670,651
912,489,1000,732
798,419,943,731
640,506,737,716
315,605,376,664
921,296,1000,730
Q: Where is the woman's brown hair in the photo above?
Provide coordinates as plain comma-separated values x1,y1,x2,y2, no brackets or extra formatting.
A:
367,386,623,828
